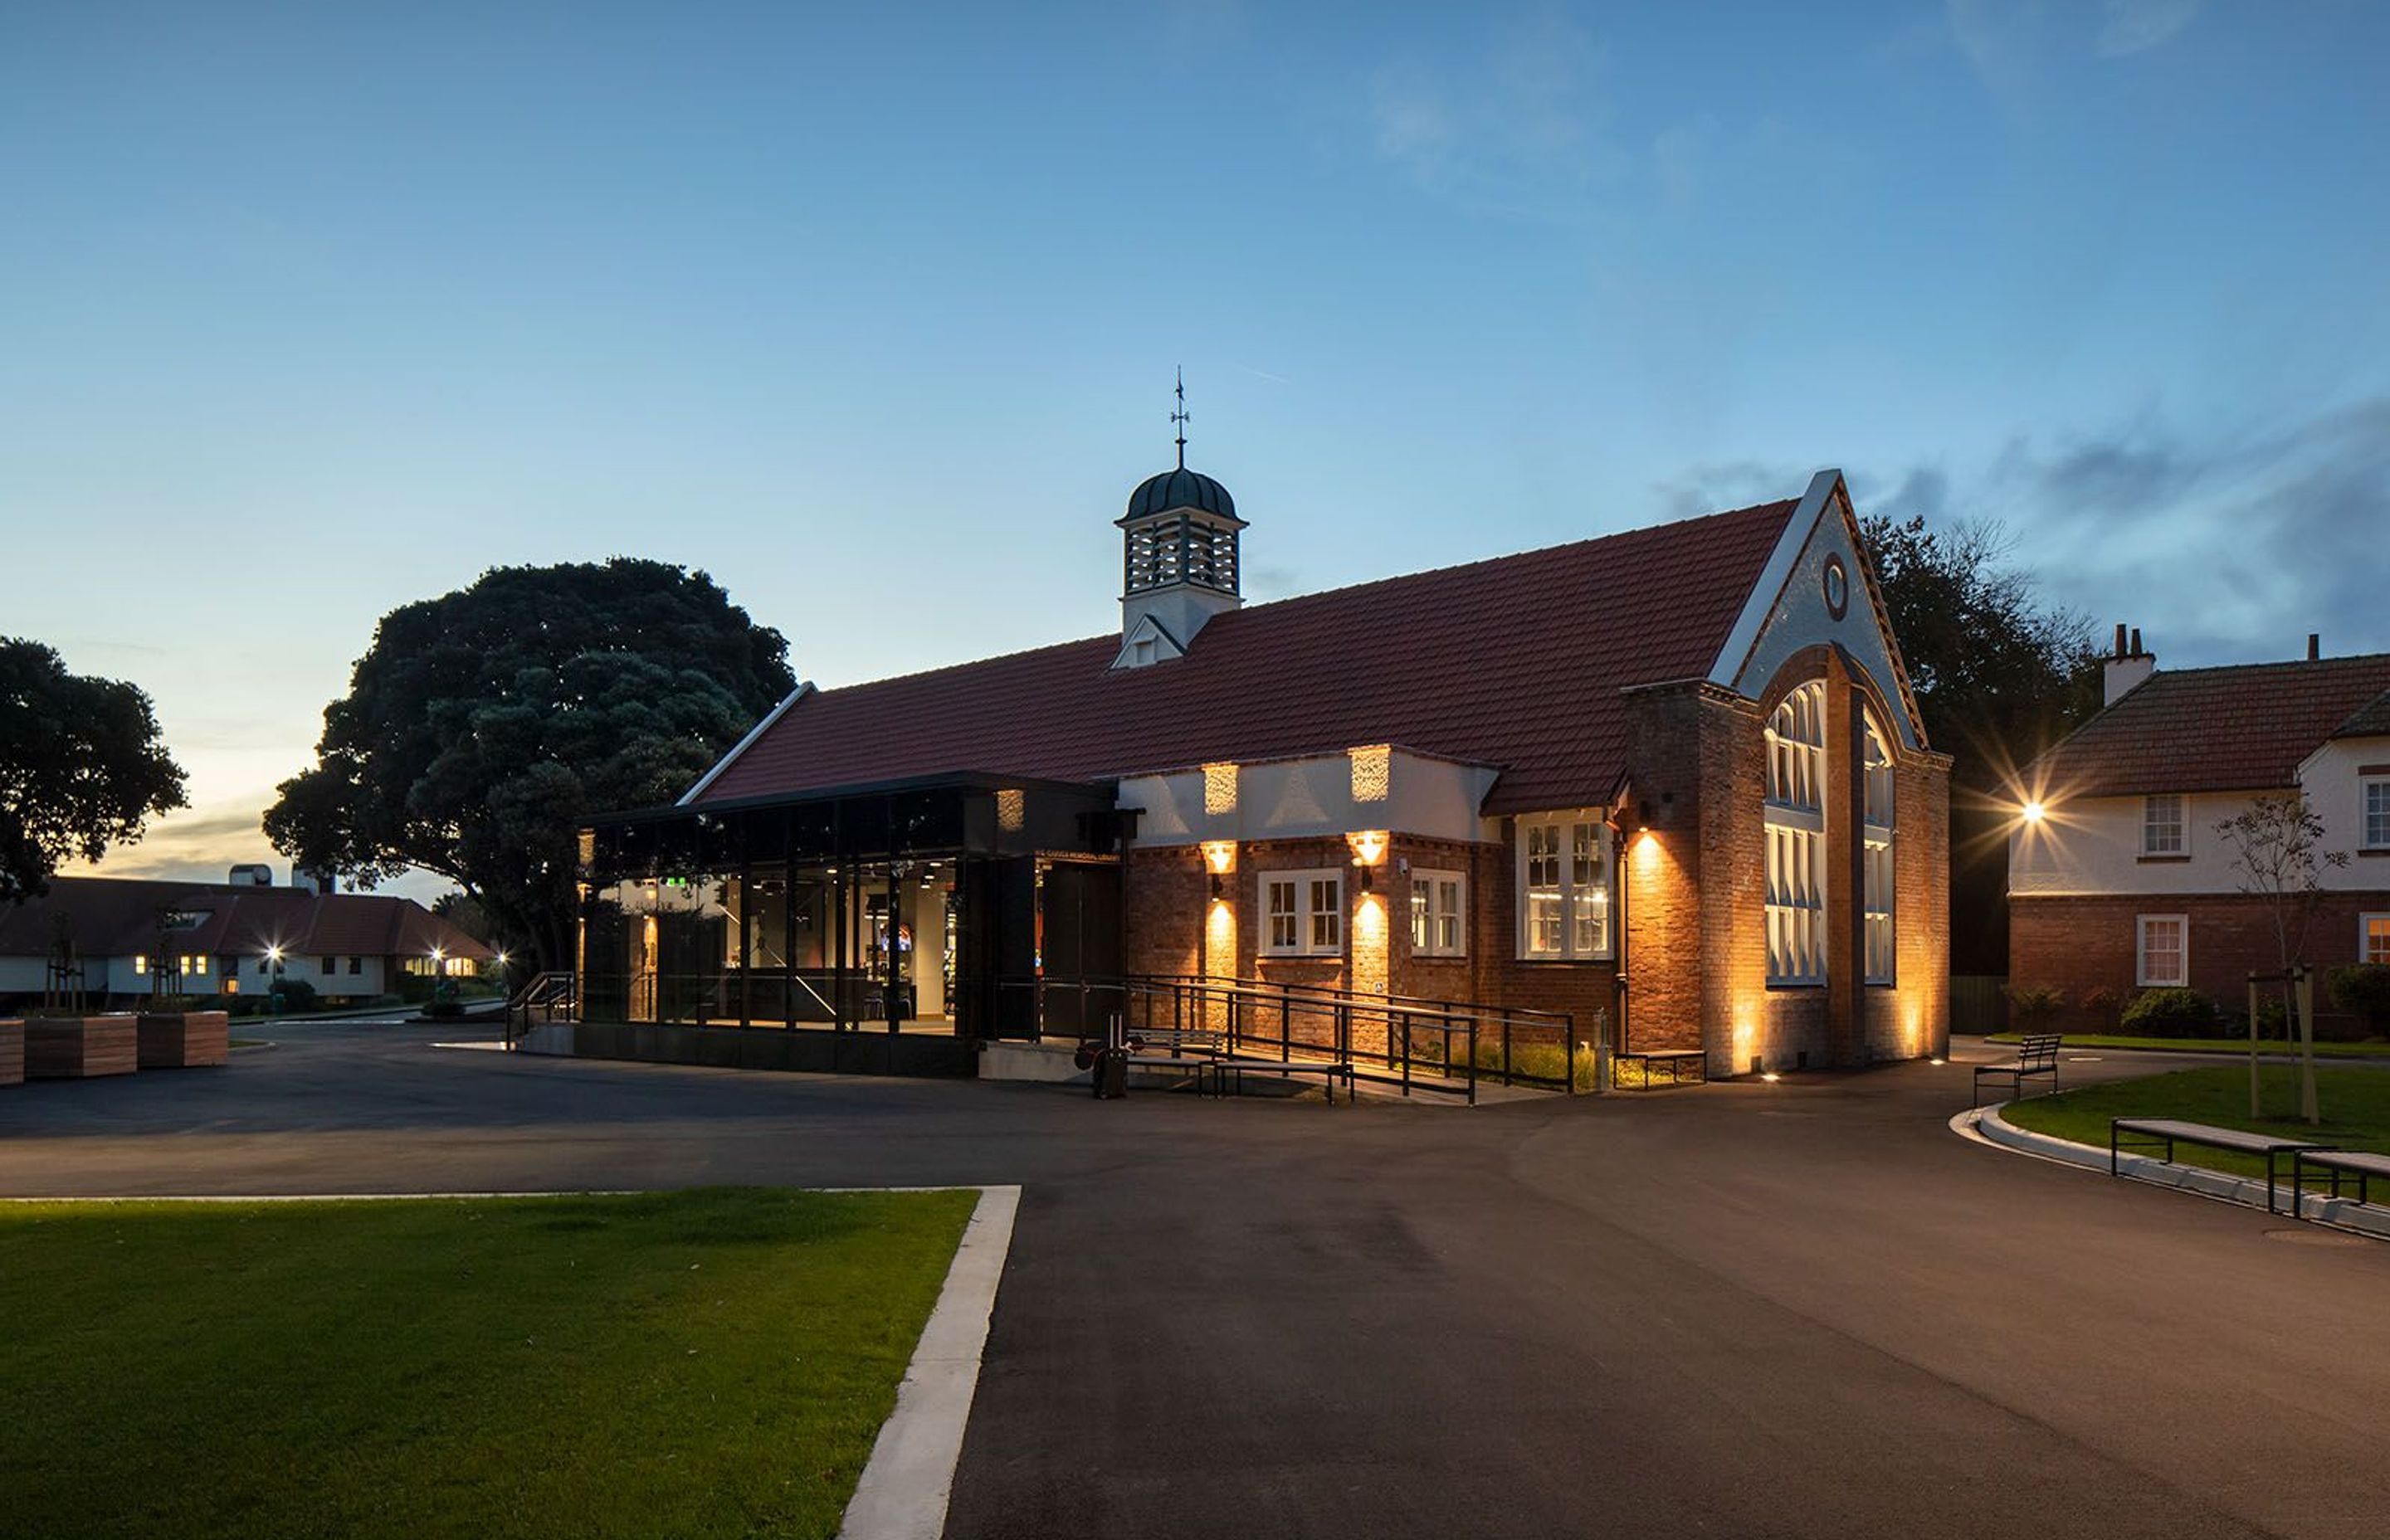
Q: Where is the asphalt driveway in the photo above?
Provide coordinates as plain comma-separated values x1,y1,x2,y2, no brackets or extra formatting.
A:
3,1026,2384,1540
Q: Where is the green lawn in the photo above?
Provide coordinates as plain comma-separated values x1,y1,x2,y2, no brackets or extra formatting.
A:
2001,1065,2390,1181
1987,1032,2390,1060
0,1187,977,1540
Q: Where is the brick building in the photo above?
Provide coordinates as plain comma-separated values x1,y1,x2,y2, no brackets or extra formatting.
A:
572,461,1950,1077
2008,633,2390,1030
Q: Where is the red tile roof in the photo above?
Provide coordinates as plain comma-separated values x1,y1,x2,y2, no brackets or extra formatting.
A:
698,499,1800,815
2032,654,2390,797
0,879,495,963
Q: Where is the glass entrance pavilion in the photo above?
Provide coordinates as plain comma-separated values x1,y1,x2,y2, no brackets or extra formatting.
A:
574,773,1124,1070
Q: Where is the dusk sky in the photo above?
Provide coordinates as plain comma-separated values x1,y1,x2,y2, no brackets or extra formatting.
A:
7,1,2387,902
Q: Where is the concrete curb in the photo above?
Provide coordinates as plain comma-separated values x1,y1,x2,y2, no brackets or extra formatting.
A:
839,1184,1019,1540
1958,1104,2390,1239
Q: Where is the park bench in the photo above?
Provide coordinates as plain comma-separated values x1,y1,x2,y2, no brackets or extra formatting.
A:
1616,1048,1707,1089
1974,1033,2061,1106
1202,1055,1356,1104
2290,1148,2390,1213
2110,1118,2327,1215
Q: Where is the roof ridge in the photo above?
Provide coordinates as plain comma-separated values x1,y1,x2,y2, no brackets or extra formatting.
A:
2139,651,2390,680
797,496,1798,700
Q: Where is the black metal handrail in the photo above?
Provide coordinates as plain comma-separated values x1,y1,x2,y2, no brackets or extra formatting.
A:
996,973,1588,1104
504,971,578,1048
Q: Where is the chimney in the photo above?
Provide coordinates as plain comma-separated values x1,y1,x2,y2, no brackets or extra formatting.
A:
2104,621,2155,707
2307,633,2320,661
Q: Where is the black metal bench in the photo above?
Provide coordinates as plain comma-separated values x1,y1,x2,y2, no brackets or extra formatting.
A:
2290,1148,2390,1212
2110,1118,2327,1215
1974,1033,2061,1106
1204,1055,1355,1104
1616,1049,1708,1089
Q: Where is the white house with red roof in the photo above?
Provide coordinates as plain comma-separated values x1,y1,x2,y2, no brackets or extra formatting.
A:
569,459,1951,1080
2009,630,2390,1029
0,870,495,1008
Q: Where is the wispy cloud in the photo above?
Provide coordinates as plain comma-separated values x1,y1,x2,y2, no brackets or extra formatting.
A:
1858,396,2390,665
1363,10,1622,216
2096,0,2202,56
1946,0,2202,99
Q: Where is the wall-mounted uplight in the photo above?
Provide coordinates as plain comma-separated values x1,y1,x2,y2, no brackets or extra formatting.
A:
1345,830,1389,867
1200,840,1236,875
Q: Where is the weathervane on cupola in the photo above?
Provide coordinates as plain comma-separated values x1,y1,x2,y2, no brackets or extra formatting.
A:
1172,365,1191,470
1111,368,1248,669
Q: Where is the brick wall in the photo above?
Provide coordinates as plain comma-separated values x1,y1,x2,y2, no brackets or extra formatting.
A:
2010,890,2390,1033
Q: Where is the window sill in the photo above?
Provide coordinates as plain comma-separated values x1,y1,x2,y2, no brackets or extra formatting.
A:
1513,955,1617,966
2135,854,2191,864
1764,980,1827,991
1258,953,1343,963
2358,848,2390,858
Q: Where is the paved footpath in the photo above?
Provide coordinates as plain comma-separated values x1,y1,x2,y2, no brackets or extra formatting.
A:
4,1025,2387,1540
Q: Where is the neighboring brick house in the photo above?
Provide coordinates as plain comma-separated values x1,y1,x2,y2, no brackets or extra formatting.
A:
576,458,1951,1077
0,871,495,1007
2008,633,2390,1029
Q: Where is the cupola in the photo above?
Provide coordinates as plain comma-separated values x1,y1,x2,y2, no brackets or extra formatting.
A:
1114,376,1245,669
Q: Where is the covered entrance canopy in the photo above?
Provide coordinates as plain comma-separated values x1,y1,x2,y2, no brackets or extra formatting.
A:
577,772,1125,1046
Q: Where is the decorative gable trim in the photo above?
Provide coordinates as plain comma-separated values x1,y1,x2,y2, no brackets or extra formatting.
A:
1706,469,1932,753
677,681,814,807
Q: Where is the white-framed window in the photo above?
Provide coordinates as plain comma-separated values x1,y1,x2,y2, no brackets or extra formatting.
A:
2141,793,2187,856
1766,682,1827,985
1862,712,1895,984
181,954,208,977
2364,777,2390,850
2136,914,2188,987
1515,813,1611,959
2363,913,2390,965
1261,869,1343,958
1410,869,1466,958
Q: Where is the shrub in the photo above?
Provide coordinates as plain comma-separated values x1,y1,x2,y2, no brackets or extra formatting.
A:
271,977,319,1013
2326,965,2390,1036
422,999,466,1020
2119,987,2222,1037
2251,992,2290,1038
2002,984,2064,1028
2078,985,2124,1028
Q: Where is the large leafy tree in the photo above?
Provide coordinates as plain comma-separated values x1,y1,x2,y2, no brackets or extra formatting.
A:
0,638,189,901
266,560,795,970
1860,515,2103,975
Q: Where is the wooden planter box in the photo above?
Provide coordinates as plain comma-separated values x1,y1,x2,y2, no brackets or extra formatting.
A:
0,1019,22,1088
138,1010,230,1069
23,1015,139,1079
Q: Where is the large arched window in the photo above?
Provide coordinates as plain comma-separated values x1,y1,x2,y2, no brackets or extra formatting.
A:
1863,710,1895,984
1764,683,1827,985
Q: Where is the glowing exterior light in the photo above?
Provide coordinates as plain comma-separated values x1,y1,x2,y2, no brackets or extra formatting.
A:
1345,830,1390,867
265,944,284,964
1202,762,1238,816
1200,840,1237,875
2021,800,2046,824
1761,1071,1783,1084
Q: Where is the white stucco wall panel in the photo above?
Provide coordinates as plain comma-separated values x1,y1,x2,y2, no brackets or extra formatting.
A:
1119,749,1497,847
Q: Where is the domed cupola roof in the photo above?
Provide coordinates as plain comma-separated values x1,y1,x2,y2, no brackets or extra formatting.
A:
1120,465,1242,526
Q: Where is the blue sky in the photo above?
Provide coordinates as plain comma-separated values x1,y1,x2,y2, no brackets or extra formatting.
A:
6,1,2387,899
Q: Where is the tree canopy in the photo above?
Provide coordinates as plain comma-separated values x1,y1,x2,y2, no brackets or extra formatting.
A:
0,638,189,902
1861,514,2103,793
265,559,795,968
1860,514,2102,977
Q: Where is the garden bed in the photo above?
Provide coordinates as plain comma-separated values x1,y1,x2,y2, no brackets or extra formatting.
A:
136,1009,230,1068
22,1014,138,1079
0,1017,22,1086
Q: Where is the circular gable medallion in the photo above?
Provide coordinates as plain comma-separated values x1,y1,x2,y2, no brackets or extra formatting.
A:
1822,555,1850,620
